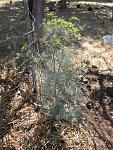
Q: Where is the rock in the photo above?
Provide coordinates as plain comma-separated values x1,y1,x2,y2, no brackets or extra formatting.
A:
88,6,92,11
76,4,81,9
108,127,113,137
86,101,94,110
103,35,113,43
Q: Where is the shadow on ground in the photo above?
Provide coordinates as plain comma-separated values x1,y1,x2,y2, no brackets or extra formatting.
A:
0,1,26,59
58,2,113,39
0,1,25,39
22,117,69,150
81,62,113,149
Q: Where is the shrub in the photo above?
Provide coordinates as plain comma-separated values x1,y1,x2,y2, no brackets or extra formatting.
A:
32,13,85,122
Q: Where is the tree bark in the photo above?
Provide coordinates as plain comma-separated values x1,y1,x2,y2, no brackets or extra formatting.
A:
111,7,113,20
60,0,67,9
23,0,39,99
32,0,45,26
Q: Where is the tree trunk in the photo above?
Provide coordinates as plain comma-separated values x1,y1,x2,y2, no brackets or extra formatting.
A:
110,0,113,20
32,0,45,26
23,0,39,100
60,0,67,9
111,7,113,20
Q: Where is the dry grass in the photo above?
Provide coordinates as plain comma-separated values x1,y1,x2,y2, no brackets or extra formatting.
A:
73,38,113,72
0,0,21,5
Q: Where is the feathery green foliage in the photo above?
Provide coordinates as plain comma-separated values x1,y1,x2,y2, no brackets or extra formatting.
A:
31,13,85,122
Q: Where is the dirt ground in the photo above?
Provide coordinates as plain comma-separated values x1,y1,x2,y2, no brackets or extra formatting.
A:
0,0,113,150
69,2,113,150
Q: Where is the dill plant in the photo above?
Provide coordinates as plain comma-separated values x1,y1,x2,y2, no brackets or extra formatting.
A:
35,13,85,122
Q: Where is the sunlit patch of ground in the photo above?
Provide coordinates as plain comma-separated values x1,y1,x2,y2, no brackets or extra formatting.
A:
0,0,22,5
74,38,113,72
